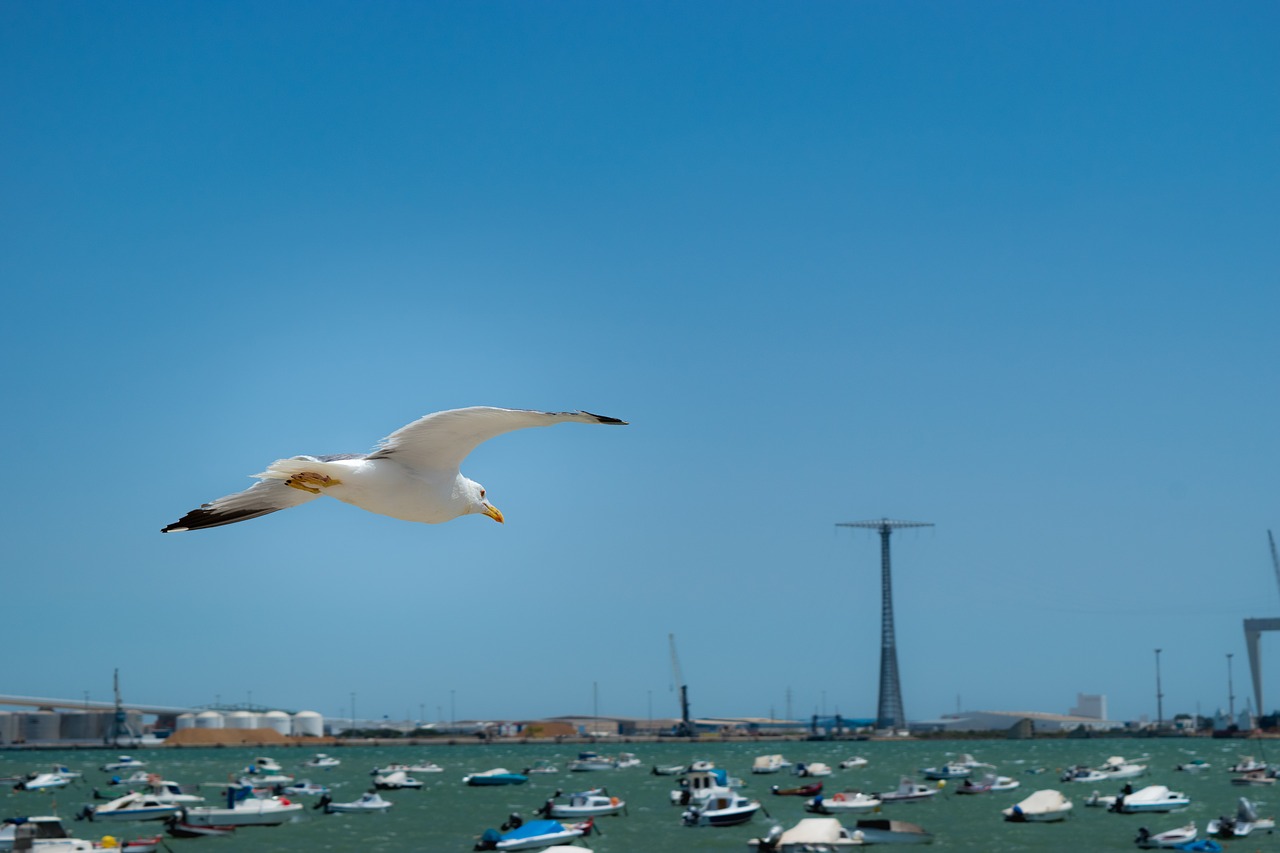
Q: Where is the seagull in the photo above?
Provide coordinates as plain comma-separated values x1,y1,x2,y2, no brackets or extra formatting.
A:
161,406,628,532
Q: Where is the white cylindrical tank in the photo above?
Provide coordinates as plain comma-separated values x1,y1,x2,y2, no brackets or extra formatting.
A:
224,711,256,730
61,711,112,740
262,710,291,736
195,710,224,729
23,711,60,742
0,712,16,745
291,711,324,737
175,713,196,731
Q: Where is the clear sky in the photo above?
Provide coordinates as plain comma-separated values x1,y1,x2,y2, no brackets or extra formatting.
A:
2,2,1277,728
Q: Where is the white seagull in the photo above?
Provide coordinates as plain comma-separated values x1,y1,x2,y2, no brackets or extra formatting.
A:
162,406,627,532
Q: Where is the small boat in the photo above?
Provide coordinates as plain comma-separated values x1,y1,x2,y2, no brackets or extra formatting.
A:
107,772,151,788
318,792,392,814
1135,822,1198,849
539,790,626,819
463,768,528,786
671,769,742,805
1111,785,1191,814
164,818,236,839
92,834,162,853
955,774,1020,794
651,764,687,776
567,753,615,772
920,761,971,781
523,760,559,775
408,761,444,773
748,817,867,850
245,757,284,774
853,818,935,844
751,755,788,775
613,753,641,769
1,816,94,852
282,780,330,796
1206,797,1277,838
372,770,423,790
14,772,73,792
771,782,823,797
1229,768,1275,786
79,793,180,823
804,790,882,814
1098,756,1148,780
1175,759,1211,773
303,753,341,769
137,779,204,805
1060,765,1108,784
839,757,869,770
681,790,761,827
1228,756,1267,773
177,785,303,827
878,777,938,805
1002,788,1073,822
474,818,591,851
99,757,146,773
793,762,833,778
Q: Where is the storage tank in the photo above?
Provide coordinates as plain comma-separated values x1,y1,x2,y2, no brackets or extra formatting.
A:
224,711,256,730
175,713,196,731
61,711,112,740
262,710,291,736
195,710,224,729
0,712,16,745
22,711,60,742
291,710,324,737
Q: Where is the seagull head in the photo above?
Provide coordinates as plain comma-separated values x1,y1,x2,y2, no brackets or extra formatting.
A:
462,477,504,524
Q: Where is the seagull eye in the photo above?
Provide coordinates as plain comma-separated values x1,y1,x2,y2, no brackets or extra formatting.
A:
480,489,486,498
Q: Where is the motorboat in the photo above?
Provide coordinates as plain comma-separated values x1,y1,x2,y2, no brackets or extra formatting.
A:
176,785,303,827
839,757,869,770
106,772,151,788
1229,756,1267,773
688,760,716,772
771,782,823,797
955,753,994,769
1098,756,1148,780
878,777,938,804
748,818,867,850
793,762,833,778
372,770,422,790
1085,791,1117,809
955,773,1019,794
1111,785,1190,814
408,761,444,773
1230,768,1275,786
163,819,236,839
99,757,146,773
474,818,591,851
651,764,687,776
14,772,73,792
1,816,93,852
523,760,559,775
303,753,341,769
751,755,788,774
1060,765,1108,784
245,757,283,774
853,818,935,844
1207,797,1277,839
463,768,528,786
91,835,161,853
1002,788,1074,822
1175,759,1212,773
681,790,761,827
137,779,203,804
920,761,971,781
671,769,740,805
282,780,329,796
804,790,882,814
1135,822,1198,849
318,792,392,814
539,790,626,818
567,753,615,772
78,793,179,823
613,753,641,769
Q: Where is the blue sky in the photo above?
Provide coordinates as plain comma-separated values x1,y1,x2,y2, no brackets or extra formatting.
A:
2,1,1277,727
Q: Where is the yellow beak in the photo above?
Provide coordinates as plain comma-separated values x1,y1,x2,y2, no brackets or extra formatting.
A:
482,503,504,524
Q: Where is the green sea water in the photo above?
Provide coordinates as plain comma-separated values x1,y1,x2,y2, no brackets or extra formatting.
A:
2,738,1274,852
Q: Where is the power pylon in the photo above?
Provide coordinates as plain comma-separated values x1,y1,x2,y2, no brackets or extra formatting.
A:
837,517,933,731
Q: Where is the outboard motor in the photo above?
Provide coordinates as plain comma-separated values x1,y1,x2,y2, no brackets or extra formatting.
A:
758,824,784,851
474,828,501,851
500,813,523,832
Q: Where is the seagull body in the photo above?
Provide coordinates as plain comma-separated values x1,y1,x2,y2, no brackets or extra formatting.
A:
162,407,627,533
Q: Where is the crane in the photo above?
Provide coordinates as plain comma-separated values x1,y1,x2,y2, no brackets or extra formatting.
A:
1270,530,1279,597
669,633,693,737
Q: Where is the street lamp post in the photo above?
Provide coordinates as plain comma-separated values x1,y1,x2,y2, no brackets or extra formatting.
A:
1154,649,1164,729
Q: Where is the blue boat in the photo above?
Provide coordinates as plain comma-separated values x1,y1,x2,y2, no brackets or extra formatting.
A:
473,818,588,850
462,767,529,786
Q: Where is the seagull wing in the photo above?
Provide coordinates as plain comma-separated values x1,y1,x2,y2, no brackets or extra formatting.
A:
161,476,323,532
367,407,627,474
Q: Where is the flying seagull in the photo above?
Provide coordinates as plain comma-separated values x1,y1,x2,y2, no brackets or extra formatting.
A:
161,406,628,532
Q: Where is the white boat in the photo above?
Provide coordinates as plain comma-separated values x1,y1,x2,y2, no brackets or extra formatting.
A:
567,753,615,772
138,780,204,804
955,753,994,769
523,760,559,775
748,818,867,850
319,792,392,814
852,818,934,844
1097,756,1147,780
955,774,1020,794
920,761,971,781
1060,765,1108,784
839,757,869,770
671,769,740,805
462,768,528,786
177,786,303,827
878,777,938,804
303,754,341,769
372,770,422,790
1229,756,1267,773
681,790,761,827
106,772,151,788
1002,789,1073,822
474,818,591,851
1175,759,1211,773
282,780,329,796
1135,822,1199,849
751,755,788,775
99,757,146,773
1230,768,1275,786
1,816,93,853
408,761,444,773
793,762,833,778
540,790,626,818
245,757,283,774
804,791,882,814
79,793,179,823
613,753,641,769
1111,785,1190,814
14,773,72,792
1207,797,1276,838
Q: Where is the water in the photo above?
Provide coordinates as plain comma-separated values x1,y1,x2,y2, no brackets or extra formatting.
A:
1,738,1272,852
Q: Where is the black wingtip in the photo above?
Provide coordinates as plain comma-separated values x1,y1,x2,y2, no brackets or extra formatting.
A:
582,411,628,425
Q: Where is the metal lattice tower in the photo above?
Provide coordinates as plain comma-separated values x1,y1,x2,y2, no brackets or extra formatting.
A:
837,517,933,731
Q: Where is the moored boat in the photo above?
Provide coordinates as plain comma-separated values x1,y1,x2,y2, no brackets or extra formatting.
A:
1002,788,1073,822
681,790,761,827
78,793,179,823
1134,822,1198,849
771,782,823,797
804,790,882,814
955,774,1019,794
1111,785,1190,814
473,818,591,851
318,792,392,814
921,761,971,781
372,770,422,790
177,785,303,827
538,790,626,819
839,757,869,770
793,762,833,778
878,777,938,805
99,757,145,773
751,755,788,775
748,818,867,850
1,816,93,852
303,754,341,769
853,818,935,844
463,768,528,786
